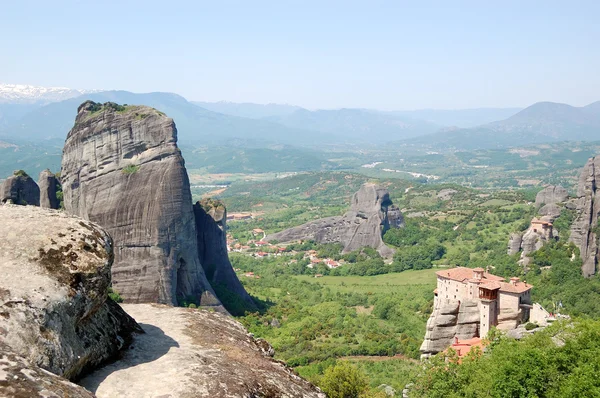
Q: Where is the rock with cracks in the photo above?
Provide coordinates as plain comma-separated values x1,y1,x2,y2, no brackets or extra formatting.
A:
79,304,325,398
61,101,222,307
266,183,403,257
0,205,141,382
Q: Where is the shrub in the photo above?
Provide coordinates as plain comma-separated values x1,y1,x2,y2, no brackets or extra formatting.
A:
525,322,538,331
13,170,29,178
320,362,368,398
108,287,124,303
122,164,140,175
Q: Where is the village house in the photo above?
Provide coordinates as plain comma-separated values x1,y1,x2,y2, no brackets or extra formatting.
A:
324,259,341,269
435,267,533,337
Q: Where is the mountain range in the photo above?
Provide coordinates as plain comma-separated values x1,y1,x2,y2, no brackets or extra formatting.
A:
0,83,598,153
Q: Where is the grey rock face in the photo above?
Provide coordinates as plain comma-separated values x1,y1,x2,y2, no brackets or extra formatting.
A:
61,101,221,307
0,341,95,398
420,298,480,357
535,185,569,207
539,203,562,222
0,172,40,206
570,156,600,277
266,183,403,257
0,205,141,381
38,169,60,209
193,200,256,311
507,232,523,255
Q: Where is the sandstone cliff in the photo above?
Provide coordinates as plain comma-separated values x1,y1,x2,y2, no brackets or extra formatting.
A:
570,156,600,277
38,169,60,209
193,199,256,312
266,183,404,257
0,171,40,206
80,304,325,398
420,299,480,358
0,205,141,381
61,101,221,307
535,185,568,207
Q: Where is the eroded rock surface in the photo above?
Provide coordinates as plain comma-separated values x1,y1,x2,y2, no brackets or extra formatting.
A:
0,341,95,398
570,156,600,277
266,183,403,257
0,205,140,381
38,169,60,209
80,304,324,398
535,185,569,207
61,101,221,306
420,299,480,357
0,172,40,206
193,199,256,311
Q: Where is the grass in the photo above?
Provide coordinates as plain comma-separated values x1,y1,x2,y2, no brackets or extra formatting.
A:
295,269,438,294
122,164,140,175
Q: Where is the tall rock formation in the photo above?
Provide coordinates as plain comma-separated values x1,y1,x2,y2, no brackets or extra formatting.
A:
0,171,40,206
266,183,403,257
570,156,600,277
38,169,60,209
0,205,141,381
507,218,557,265
193,199,256,311
535,185,569,207
61,101,221,307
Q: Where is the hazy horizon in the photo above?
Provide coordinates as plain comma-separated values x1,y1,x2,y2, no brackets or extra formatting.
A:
2,1,599,110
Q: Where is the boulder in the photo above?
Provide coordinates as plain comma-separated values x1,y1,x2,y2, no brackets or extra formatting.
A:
535,185,569,207
38,169,60,209
570,156,600,277
61,101,222,307
0,171,40,206
266,183,403,257
79,304,325,398
193,200,256,311
0,341,95,398
0,205,141,381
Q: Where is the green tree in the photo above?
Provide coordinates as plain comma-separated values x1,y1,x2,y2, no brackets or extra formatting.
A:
320,362,368,398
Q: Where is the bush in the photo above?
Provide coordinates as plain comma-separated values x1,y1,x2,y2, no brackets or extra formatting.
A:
524,322,538,331
108,287,124,303
320,362,368,398
13,170,29,178
122,164,140,175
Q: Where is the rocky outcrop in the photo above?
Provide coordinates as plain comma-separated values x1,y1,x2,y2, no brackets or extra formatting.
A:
0,205,141,381
0,341,95,398
508,218,557,264
420,299,480,358
38,169,60,209
570,156,600,277
0,171,40,206
266,183,404,257
535,185,569,207
61,101,222,307
193,199,256,311
538,203,562,222
80,304,325,398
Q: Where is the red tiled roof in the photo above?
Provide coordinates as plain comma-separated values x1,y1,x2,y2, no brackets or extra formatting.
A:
436,267,504,283
480,281,501,290
498,281,533,294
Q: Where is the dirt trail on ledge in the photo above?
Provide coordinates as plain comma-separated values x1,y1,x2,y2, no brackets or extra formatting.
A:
79,304,324,398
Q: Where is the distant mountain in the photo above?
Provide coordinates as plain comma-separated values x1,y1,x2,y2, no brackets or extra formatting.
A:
388,108,522,128
0,83,100,105
0,91,327,146
0,137,62,179
404,101,600,150
192,101,302,119
265,108,441,142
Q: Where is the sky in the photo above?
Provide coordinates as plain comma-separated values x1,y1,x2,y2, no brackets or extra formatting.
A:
2,0,599,110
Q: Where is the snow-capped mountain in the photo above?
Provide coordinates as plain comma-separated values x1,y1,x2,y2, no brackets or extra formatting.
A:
0,83,102,104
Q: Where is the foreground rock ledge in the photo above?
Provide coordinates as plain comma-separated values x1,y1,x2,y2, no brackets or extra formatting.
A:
80,304,324,398
0,205,141,381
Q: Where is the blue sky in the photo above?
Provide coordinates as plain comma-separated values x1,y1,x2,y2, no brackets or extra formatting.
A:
2,0,599,109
